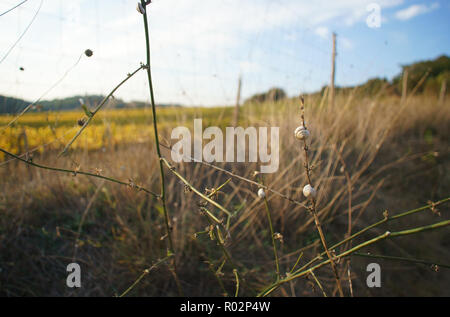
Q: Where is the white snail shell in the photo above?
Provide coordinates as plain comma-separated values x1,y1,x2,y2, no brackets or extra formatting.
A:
136,2,146,14
257,188,266,199
294,126,310,140
302,184,317,198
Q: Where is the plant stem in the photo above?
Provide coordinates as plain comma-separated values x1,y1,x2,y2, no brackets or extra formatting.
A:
207,262,229,297
160,143,308,208
309,269,327,297
119,255,173,297
258,219,450,296
59,64,144,156
233,269,240,297
0,147,158,197
299,96,344,297
263,196,280,280
140,1,182,296
293,197,450,275
161,157,232,217
352,253,450,269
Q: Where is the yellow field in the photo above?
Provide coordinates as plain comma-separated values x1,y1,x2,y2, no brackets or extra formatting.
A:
0,106,234,155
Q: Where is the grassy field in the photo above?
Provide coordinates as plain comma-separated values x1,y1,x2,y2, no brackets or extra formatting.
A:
0,93,449,296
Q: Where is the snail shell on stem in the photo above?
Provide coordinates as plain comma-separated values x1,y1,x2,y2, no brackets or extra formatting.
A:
257,188,266,199
303,184,317,198
294,126,310,141
136,2,146,14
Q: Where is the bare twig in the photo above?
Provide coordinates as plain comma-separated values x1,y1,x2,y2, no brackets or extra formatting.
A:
119,255,173,297
59,64,145,156
0,0,29,17
0,147,159,197
0,0,43,65
298,95,344,297
258,219,450,296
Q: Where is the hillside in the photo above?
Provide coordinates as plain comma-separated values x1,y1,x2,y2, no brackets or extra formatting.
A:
0,94,180,114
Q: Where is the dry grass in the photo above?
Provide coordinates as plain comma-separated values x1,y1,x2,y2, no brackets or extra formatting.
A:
0,92,449,296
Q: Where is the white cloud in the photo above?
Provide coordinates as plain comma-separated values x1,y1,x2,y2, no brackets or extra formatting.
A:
395,3,439,21
315,26,330,39
0,0,409,105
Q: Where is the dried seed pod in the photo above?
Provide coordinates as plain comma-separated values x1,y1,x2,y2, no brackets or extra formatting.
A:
294,126,310,140
302,184,316,198
136,2,145,14
257,188,266,199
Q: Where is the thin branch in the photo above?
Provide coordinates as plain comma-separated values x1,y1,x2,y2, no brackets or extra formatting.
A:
263,195,280,280
59,64,145,156
0,0,29,17
0,147,159,197
233,269,240,297
118,255,173,297
352,253,450,269
0,0,43,65
299,95,344,297
1,53,83,134
309,270,327,297
160,142,308,209
161,157,232,217
258,219,450,296
289,252,304,274
292,197,450,276
333,142,354,296
139,1,182,296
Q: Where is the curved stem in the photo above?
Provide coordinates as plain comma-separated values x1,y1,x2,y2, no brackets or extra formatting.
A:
299,96,344,297
263,197,280,279
258,219,450,296
292,197,450,276
140,1,182,296
0,147,158,197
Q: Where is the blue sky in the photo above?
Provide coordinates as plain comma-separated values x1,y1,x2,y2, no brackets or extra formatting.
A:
0,0,449,106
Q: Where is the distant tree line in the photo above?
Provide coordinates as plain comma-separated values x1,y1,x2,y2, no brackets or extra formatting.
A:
245,54,449,103
0,94,180,114
1,55,448,113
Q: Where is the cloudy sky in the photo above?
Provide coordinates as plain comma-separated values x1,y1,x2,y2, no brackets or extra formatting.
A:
0,0,449,106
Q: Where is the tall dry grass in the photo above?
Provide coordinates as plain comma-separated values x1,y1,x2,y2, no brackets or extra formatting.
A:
1,91,449,296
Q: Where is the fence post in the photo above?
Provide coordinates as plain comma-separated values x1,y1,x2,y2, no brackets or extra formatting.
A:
233,75,242,126
329,32,336,107
401,69,408,104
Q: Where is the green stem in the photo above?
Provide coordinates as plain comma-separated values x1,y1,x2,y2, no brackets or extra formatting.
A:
59,64,144,156
207,262,229,297
161,157,232,217
233,269,240,297
119,255,172,297
140,1,182,296
258,219,450,296
293,197,450,276
263,197,280,280
0,147,158,197
352,253,450,269
309,269,327,297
